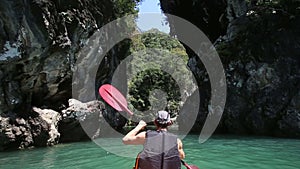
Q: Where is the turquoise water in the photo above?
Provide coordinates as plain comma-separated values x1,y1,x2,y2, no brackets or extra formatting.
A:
0,135,300,169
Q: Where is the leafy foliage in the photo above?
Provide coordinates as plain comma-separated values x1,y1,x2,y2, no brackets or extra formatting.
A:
127,29,192,118
114,0,142,17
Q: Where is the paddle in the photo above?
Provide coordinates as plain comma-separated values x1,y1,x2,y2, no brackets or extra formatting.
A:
99,84,200,169
99,84,133,115
181,160,200,169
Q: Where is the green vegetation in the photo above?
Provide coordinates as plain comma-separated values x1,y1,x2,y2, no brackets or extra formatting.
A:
126,29,193,119
114,0,142,16
111,0,143,37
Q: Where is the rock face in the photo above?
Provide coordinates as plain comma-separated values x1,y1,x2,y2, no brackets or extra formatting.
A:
0,99,107,150
160,0,228,41
32,107,61,146
0,107,61,150
160,0,300,137
0,116,32,150
0,0,139,150
59,99,106,142
0,0,122,114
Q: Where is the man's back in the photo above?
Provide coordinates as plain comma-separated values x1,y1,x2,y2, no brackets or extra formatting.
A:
137,130,181,169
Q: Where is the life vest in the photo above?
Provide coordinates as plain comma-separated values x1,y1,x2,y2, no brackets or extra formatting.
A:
134,130,181,169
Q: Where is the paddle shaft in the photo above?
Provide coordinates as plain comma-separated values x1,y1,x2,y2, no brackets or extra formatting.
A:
181,160,199,169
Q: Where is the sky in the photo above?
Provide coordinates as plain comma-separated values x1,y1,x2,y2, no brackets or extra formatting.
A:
136,0,170,33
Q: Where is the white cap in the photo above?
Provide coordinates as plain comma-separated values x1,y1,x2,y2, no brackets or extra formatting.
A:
156,110,171,124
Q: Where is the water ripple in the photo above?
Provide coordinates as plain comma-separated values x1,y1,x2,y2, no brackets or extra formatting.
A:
0,135,299,169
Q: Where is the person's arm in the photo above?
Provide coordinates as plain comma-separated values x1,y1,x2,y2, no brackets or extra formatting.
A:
122,120,147,145
177,138,185,159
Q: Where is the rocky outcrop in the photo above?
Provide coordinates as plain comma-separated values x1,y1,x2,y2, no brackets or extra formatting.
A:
0,116,32,150
32,107,61,146
0,99,108,150
59,99,105,142
160,0,300,137
0,107,61,150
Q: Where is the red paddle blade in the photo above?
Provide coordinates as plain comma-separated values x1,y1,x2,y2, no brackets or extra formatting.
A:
99,84,126,111
99,84,133,115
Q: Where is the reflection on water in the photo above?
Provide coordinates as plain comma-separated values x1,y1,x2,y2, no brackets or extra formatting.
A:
0,135,300,169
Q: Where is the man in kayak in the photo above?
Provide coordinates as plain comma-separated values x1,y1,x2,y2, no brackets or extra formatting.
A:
122,110,185,169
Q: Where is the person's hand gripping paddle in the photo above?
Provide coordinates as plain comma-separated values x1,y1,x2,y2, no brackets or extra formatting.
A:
99,84,200,169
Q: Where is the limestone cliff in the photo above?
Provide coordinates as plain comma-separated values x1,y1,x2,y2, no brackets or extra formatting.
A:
160,0,300,137
0,0,140,150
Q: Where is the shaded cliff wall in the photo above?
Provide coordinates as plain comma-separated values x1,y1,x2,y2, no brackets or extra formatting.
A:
0,0,140,114
160,0,300,137
0,0,140,150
